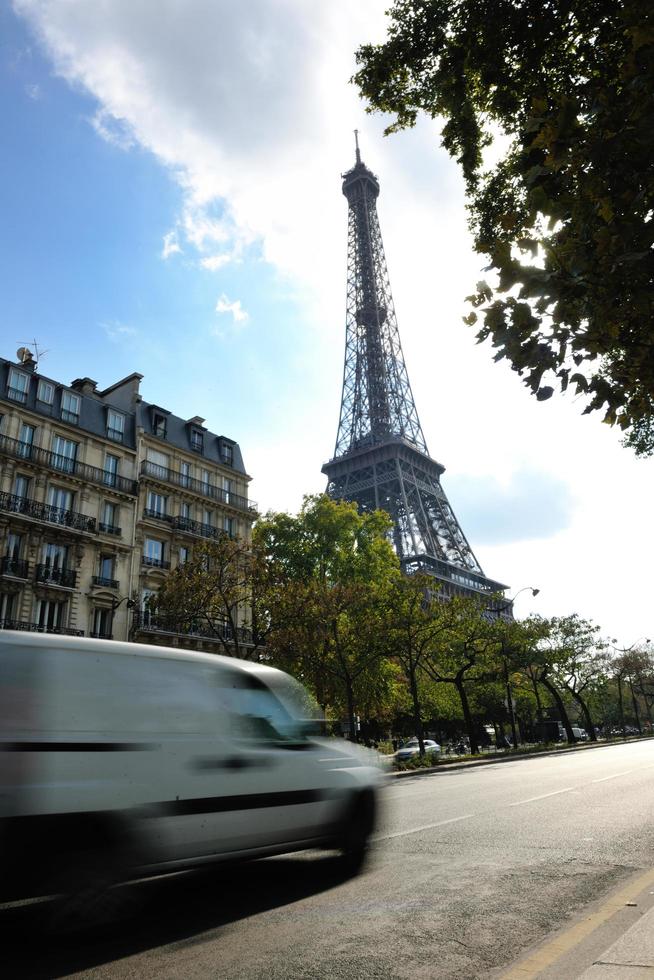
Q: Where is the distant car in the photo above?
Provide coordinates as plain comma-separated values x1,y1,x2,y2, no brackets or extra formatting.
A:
571,726,589,741
394,738,441,762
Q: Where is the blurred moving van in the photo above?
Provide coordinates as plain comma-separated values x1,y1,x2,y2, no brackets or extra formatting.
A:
0,631,382,918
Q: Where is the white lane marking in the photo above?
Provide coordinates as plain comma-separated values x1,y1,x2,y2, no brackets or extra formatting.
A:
592,769,633,783
509,787,574,807
373,813,474,841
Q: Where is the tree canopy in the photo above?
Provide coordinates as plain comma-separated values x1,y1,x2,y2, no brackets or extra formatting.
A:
355,0,654,453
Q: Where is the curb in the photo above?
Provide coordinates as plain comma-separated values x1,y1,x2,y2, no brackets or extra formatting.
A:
389,736,650,779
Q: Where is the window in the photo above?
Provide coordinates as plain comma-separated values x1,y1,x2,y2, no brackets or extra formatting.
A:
104,453,119,487
93,607,113,638
147,491,167,517
153,413,167,439
201,468,211,492
47,486,73,513
13,475,30,500
18,423,35,459
141,588,157,626
51,434,78,474
6,533,22,559
61,390,81,424
190,429,204,453
8,369,30,404
223,477,233,504
42,542,68,570
180,502,191,520
203,508,213,527
224,516,234,537
36,598,67,631
37,379,55,405
146,448,169,468
107,410,125,443
98,554,115,580
143,538,164,564
179,546,189,565
180,461,191,487
0,592,16,622
220,442,233,466
101,501,118,532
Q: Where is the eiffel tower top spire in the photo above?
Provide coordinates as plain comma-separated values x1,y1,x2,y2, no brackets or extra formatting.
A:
324,144,508,599
334,140,428,457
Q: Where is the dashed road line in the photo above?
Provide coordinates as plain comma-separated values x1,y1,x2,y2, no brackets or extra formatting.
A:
509,787,574,807
592,769,633,783
373,813,474,841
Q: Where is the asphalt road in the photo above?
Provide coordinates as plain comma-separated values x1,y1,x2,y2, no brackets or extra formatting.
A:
4,739,654,980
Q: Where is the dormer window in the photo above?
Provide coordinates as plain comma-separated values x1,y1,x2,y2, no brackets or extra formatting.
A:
153,413,167,439
220,441,233,466
37,379,55,405
61,390,80,425
107,409,125,443
8,369,30,404
190,429,204,453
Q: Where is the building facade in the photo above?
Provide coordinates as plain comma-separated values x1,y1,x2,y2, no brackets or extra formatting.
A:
0,351,256,651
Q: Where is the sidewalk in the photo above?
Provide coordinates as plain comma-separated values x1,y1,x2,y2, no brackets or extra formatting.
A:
576,906,654,979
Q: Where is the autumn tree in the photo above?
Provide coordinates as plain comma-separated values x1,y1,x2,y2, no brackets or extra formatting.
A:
355,0,654,453
546,615,610,741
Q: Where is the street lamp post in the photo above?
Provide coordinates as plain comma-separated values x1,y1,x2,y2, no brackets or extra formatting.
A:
110,595,135,640
494,587,540,750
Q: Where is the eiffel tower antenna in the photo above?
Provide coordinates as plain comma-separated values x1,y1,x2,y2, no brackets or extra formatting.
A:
323,143,508,599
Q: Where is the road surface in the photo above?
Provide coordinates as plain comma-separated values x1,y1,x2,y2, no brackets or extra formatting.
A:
4,739,654,979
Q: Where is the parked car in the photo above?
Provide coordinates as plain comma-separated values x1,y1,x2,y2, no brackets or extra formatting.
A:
0,631,384,926
571,726,589,741
393,738,441,762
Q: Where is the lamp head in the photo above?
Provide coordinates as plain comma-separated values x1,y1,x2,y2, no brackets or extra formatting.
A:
531,588,540,597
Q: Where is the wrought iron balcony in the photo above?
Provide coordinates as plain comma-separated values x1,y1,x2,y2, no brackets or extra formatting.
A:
6,387,28,404
98,523,122,536
143,507,171,521
0,556,29,578
106,427,124,443
141,555,170,570
92,575,119,589
132,610,253,644
60,409,79,424
35,564,77,588
0,619,83,636
0,433,138,495
140,459,257,514
0,491,97,534
169,515,225,540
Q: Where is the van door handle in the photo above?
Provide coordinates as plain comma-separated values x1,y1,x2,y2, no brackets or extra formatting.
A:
190,755,274,771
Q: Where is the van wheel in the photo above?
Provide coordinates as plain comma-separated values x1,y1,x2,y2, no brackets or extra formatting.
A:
47,845,128,935
338,791,376,874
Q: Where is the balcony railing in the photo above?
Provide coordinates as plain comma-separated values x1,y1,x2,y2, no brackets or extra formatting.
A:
0,556,29,578
0,619,83,636
98,523,122,536
169,515,225,540
0,433,138,495
143,507,171,522
92,575,119,589
7,387,28,404
60,409,79,424
0,492,97,534
35,564,77,588
141,555,170,570
132,611,253,645
140,460,257,514
107,427,124,443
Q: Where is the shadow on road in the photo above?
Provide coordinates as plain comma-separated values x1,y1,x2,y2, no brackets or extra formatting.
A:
1,852,360,978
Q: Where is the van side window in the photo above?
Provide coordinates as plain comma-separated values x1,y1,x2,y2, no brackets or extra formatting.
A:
216,673,302,743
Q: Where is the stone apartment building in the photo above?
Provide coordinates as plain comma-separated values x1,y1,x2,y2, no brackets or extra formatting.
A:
0,350,256,652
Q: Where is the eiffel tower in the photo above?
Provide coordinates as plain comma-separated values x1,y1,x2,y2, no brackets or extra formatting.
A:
322,136,508,599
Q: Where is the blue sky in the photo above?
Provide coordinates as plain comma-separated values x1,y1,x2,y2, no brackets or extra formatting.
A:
3,0,654,642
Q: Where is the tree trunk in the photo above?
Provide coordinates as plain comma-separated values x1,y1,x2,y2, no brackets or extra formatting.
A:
571,689,597,741
408,664,425,755
455,677,478,755
637,678,653,728
617,675,626,739
629,680,643,734
531,676,544,724
540,675,576,742
344,674,357,743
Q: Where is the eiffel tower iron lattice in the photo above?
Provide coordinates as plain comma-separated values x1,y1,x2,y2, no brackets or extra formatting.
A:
322,136,507,599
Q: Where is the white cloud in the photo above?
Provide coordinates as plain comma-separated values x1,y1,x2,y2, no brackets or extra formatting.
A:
25,81,40,99
161,230,181,260
101,320,137,342
215,293,248,324
13,0,654,641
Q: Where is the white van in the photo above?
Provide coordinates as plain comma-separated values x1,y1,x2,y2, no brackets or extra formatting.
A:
0,631,382,919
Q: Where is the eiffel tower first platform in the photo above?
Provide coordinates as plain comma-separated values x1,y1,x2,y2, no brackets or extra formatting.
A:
322,137,508,600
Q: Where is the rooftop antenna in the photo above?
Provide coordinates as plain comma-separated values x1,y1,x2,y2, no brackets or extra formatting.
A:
17,339,50,369
354,128,361,165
